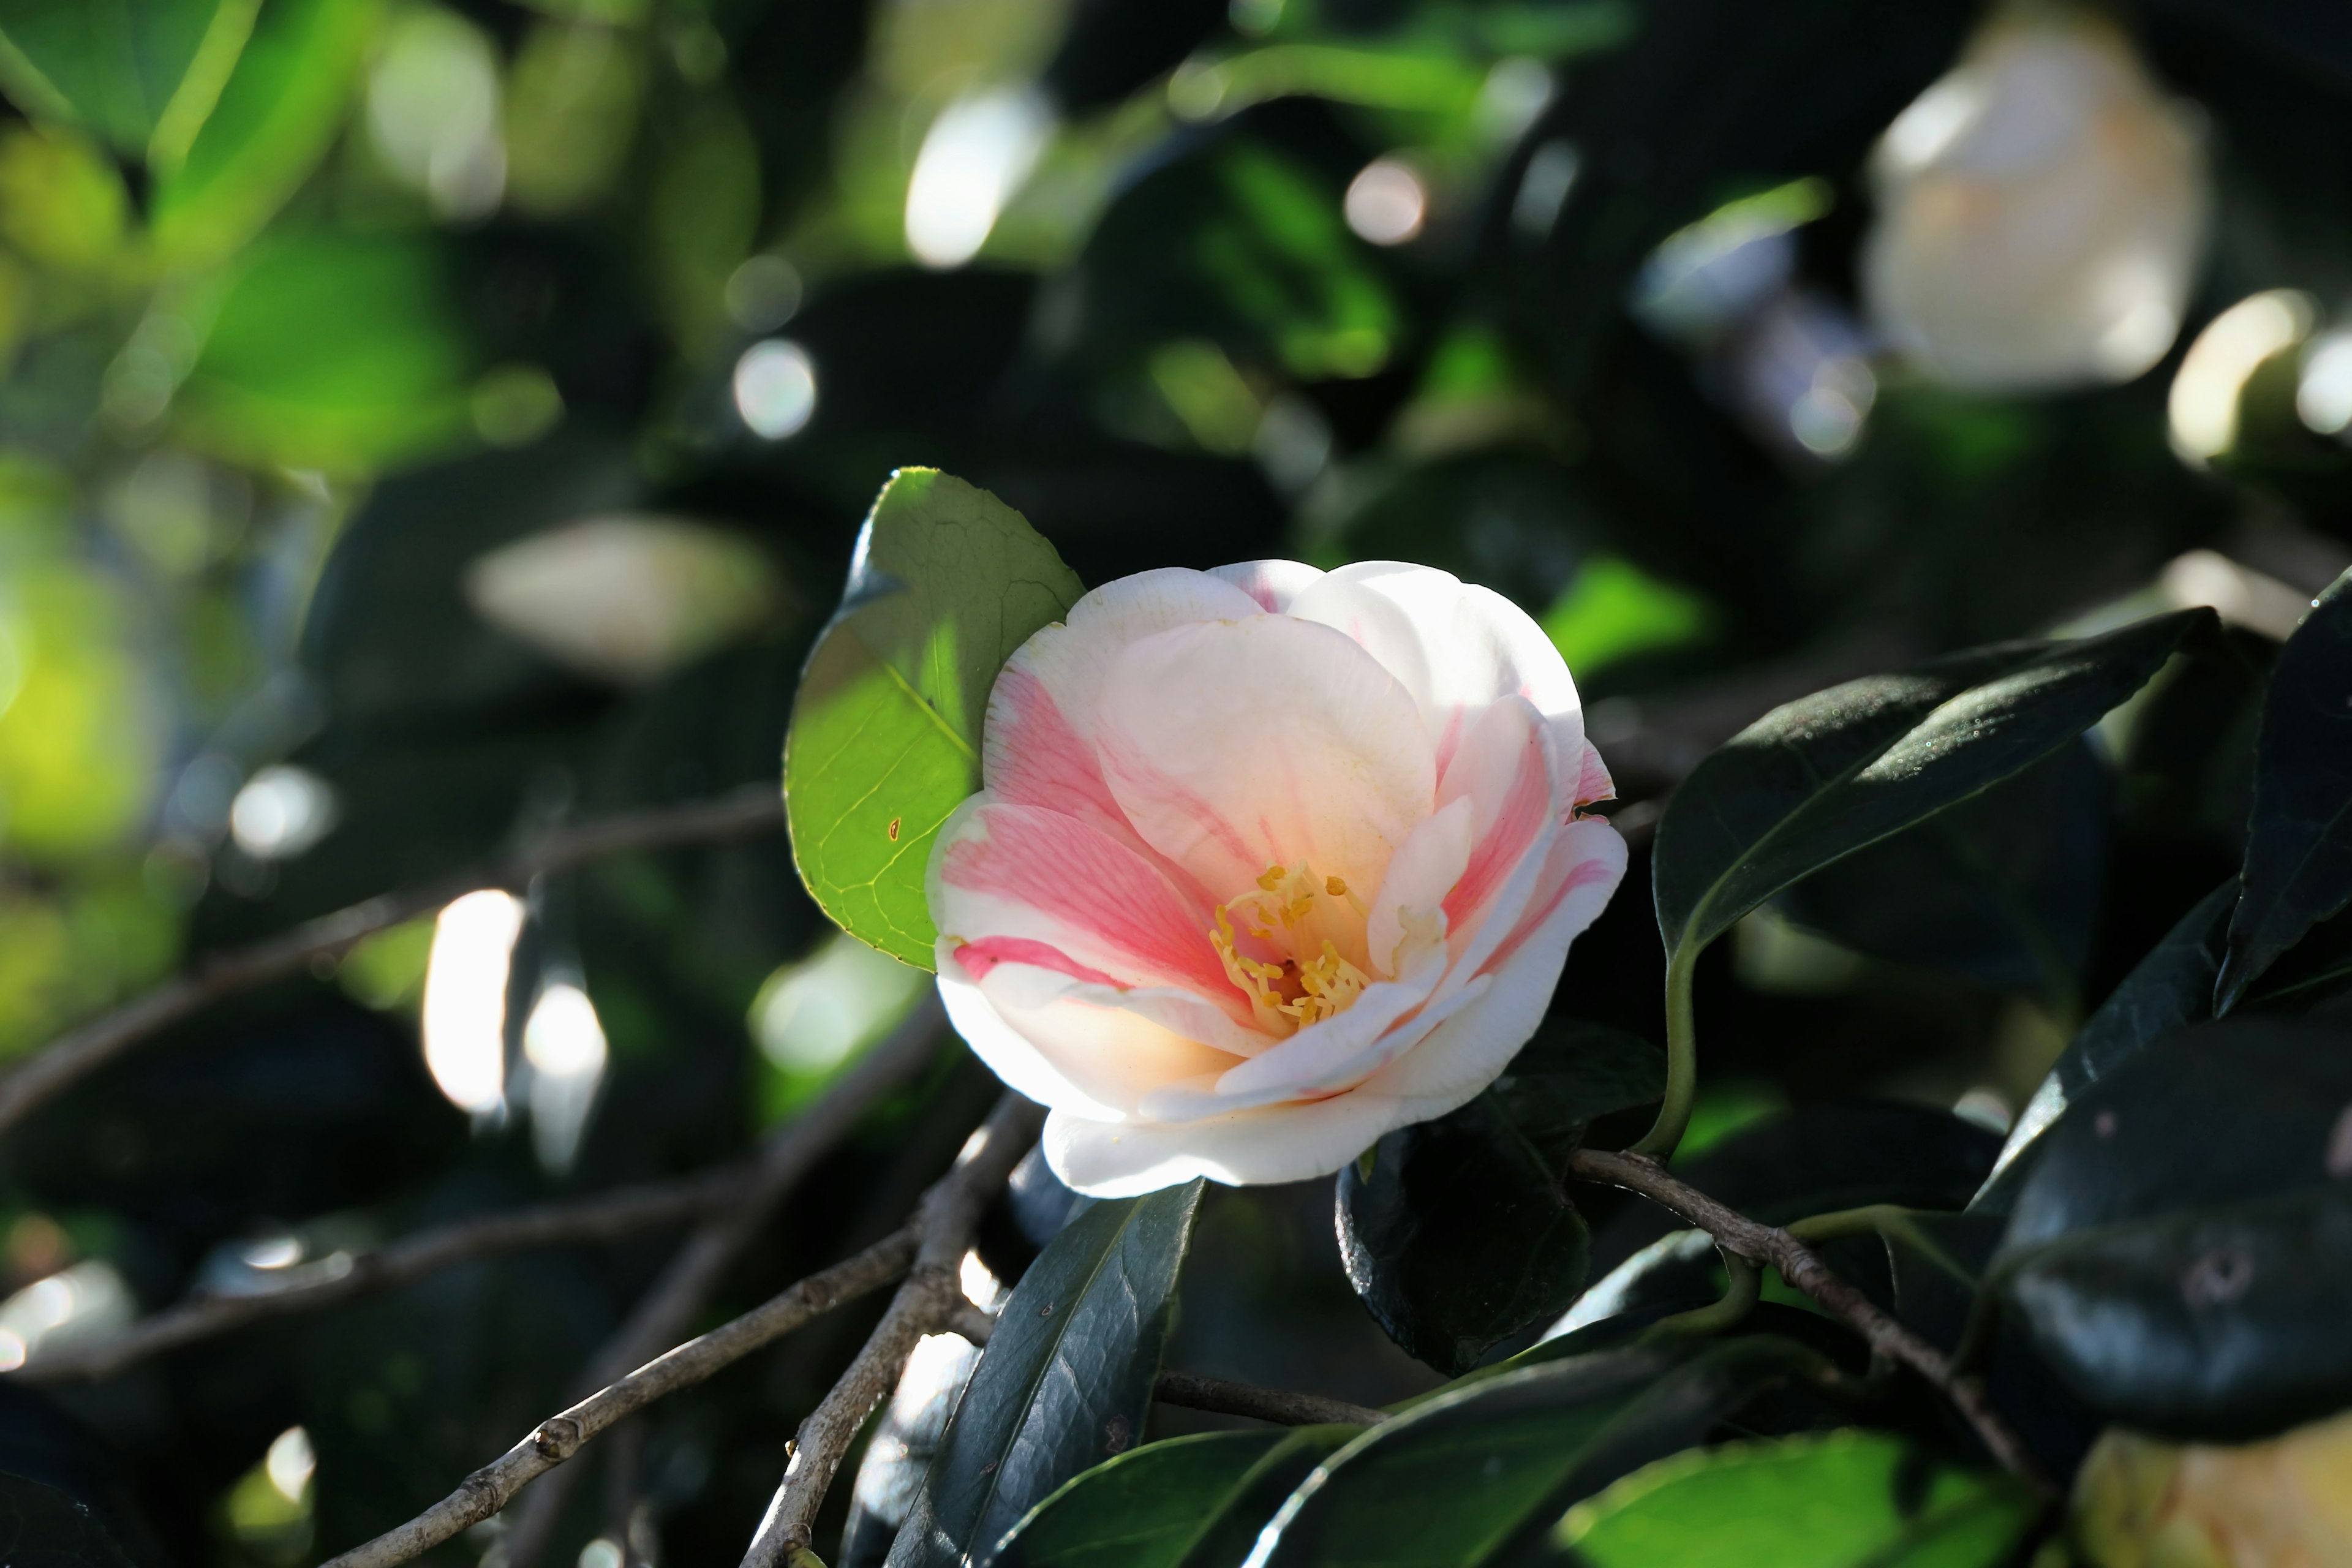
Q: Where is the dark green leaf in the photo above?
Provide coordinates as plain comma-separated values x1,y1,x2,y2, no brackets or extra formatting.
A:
997,1427,1363,1568
1170,1427,1362,1568
0,1472,141,1567
2218,568,2352,1009
1972,880,2233,1215
1996,1018,2352,1438
1539,1429,2035,1568
1776,741,2107,1006
785,469,1084,969
1336,1022,1663,1374
1653,611,2211,964
150,0,380,266
0,0,246,158
888,1180,1204,1568
1249,1337,1825,1567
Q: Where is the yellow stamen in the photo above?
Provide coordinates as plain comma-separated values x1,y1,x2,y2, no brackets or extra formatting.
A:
1208,862,1372,1031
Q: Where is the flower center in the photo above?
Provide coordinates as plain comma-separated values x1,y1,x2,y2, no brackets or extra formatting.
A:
1210,862,1373,1031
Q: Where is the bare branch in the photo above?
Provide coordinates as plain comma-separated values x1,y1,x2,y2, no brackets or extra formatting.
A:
0,788,784,1145
322,1093,1042,1568
19,1172,732,1385
739,1094,1046,1568
1153,1371,1390,1430
498,998,946,1566
1567,1147,2051,1496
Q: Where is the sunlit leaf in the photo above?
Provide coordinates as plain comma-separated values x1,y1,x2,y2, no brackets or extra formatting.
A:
1544,1430,2035,1568
785,469,1084,969
0,0,254,159
150,0,383,268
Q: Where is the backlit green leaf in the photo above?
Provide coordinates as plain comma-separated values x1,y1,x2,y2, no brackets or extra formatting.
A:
785,469,1084,968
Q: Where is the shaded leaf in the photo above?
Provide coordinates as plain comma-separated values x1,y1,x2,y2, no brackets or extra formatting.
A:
841,1334,984,1568
1776,741,2108,1006
1973,880,2233,1215
2218,568,2352,1009
1996,1018,2352,1439
1654,611,2211,963
1337,1021,1664,1374
1540,1429,2035,1568
888,1180,1204,1568
785,469,1084,968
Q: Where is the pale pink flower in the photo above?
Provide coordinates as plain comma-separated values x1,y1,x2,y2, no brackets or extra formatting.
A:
924,560,1627,1196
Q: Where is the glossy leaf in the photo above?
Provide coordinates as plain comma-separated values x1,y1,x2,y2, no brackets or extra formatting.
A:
150,0,382,267
2218,568,2352,1009
1337,1021,1664,1374
1775,741,2106,1005
1246,1336,1826,1567
1996,1019,2352,1438
998,1425,1363,1568
0,0,247,158
1972,880,2233,1214
888,1180,1204,1568
1541,1430,2036,1568
1653,610,2211,963
786,469,1085,968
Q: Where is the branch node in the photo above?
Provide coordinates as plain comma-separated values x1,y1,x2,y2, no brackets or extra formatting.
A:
533,1419,582,1461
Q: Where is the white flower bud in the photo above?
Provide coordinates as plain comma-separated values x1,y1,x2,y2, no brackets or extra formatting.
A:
1863,8,2212,393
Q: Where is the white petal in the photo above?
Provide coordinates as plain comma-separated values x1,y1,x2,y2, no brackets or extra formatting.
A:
1207,559,1325,613
1373,817,1628,1105
938,948,1244,1120
1365,796,1474,979
1289,562,1586,785
1044,1092,1415,1196
1096,615,1435,900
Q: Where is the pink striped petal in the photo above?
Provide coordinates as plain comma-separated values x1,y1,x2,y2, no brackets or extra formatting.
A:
1365,796,1472,979
927,798,1235,1002
1096,615,1435,900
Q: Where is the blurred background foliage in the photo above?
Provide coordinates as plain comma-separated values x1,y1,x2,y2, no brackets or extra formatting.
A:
0,0,2348,1561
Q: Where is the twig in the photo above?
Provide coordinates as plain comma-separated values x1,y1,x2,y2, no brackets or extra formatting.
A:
0,788,784,1145
1153,1371,1390,1429
321,1094,1041,1568
739,1095,1046,1568
318,1229,918,1568
496,998,947,1567
19,1171,735,1385
1567,1148,2051,1495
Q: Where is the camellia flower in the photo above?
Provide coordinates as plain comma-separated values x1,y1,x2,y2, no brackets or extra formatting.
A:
1861,7,2211,393
924,560,1626,1196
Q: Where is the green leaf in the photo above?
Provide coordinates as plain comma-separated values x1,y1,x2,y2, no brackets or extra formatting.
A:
888,1180,1204,1568
1775,741,2107,1008
2217,568,2352,1009
0,1471,141,1567
1542,1430,2037,1568
1994,1017,2352,1439
0,0,254,159
172,230,477,475
149,0,382,268
1336,1021,1664,1374
785,469,1084,969
1247,1337,1826,1567
998,1426,1365,1568
1972,880,2233,1215
1653,611,2212,966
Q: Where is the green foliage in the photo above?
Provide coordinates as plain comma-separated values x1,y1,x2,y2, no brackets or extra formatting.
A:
1336,1020,1664,1374
1996,1019,2352,1439
786,469,1084,968
1654,611,2213,965
889,1181,1205,1567
1544,1430,2036,1568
